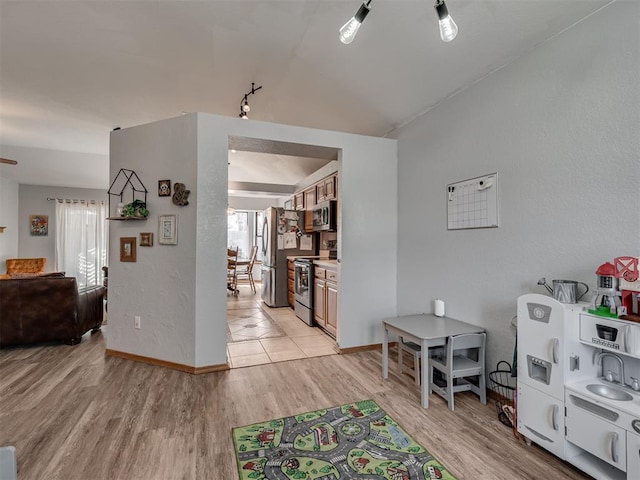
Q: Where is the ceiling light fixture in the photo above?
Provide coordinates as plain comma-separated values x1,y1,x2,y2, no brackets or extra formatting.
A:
239,82,263,120
338,0,458,44
434,0,458,42
339,0,371,44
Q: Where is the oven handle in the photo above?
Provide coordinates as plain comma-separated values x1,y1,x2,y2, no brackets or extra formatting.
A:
610,432,619,463
551,404,559,431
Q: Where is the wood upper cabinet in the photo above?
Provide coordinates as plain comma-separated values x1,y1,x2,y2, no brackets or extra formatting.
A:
304,210,313,233
324,174,336,200
304,186,316,209
294,192,305,210
316,181,326,203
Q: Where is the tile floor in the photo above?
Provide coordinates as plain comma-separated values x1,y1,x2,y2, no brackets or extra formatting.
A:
226,283,338,368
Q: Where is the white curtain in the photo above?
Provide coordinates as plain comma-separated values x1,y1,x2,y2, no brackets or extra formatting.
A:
55,200,109,288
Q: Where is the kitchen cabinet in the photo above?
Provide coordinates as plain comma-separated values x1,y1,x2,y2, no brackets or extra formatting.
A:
287,260,295,308
517,383,566,458
294,192,305,211
629,431,640,476
304,186,316,210
316,181,326,203
324,174,336,200
304,210,313,233
566,394,627,471
314,264,337,338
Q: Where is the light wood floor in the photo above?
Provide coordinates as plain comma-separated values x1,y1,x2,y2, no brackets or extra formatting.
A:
0,330,589,479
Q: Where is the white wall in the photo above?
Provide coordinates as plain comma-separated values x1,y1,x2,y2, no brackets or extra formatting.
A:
0,177,19,267
395,1,640,372
109,113,397,368
17,185,107,270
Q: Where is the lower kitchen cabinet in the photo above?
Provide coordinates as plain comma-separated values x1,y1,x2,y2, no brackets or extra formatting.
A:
314,265,337,338
566,395,627,472
629,431,640,475
517,383,566,459
287,260,295,308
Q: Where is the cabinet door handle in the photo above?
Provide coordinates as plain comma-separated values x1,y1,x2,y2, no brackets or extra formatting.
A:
551,404,559,431
551,338,559,364
610,432,619,463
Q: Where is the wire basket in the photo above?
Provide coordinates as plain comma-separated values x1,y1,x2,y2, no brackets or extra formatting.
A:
489,360,516,428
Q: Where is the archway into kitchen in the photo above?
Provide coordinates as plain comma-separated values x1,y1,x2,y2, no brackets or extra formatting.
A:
226,136,340,368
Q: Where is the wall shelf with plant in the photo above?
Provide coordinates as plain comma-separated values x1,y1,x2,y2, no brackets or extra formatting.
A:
107,169,149,220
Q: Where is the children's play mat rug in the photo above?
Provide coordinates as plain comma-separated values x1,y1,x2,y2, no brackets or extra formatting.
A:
232,399,456,480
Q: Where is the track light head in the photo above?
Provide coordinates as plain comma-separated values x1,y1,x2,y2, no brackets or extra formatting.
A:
238,82,262,120
434,0,458,42
339,1,371,45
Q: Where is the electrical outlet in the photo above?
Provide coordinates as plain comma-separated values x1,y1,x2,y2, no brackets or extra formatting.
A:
134,316,141,329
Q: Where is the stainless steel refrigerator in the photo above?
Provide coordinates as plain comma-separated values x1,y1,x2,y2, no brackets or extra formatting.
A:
260,207,315,307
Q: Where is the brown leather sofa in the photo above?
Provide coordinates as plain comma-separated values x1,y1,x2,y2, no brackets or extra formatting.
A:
0,276,105,347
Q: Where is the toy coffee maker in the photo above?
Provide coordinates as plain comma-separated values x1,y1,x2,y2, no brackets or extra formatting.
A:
589,262,621,317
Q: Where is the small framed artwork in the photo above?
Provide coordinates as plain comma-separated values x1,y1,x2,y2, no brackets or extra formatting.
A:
140,232,153,247
120,237,137,262
158,179,171,197
158,214,177,245
30,215,48,236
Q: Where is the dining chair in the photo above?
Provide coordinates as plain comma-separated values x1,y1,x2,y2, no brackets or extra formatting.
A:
399,338,446,386
428,332,487,411
236,245,258,293
227,248,239,296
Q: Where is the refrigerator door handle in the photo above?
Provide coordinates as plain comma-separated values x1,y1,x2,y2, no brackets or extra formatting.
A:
261,214,268,259
551,404,559,431
551,337,559,364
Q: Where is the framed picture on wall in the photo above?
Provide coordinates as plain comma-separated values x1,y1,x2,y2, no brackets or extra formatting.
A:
158,214,177,245
140,232,153,247
158,179,171,197
29,215,48,236
120,237,137,262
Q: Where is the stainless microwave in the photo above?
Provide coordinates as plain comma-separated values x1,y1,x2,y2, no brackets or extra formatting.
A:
312,200,337,232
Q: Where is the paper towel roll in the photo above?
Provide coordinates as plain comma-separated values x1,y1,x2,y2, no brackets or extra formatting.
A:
434,299,445,317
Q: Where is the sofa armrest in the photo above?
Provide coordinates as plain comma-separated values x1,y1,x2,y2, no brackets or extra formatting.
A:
76,285,106,339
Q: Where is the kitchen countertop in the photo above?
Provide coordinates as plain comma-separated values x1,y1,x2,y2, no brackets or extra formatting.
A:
566,377,640,418
286,255,325,260
313,259,338,269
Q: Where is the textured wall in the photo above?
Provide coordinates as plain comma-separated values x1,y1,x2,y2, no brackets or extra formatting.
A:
0,177,19,266
396,1,640,372
108,113,397,367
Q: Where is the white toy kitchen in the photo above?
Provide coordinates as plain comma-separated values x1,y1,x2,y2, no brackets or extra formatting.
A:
517,258,640,480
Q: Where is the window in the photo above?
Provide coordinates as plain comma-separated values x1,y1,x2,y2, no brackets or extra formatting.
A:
54,200,109,287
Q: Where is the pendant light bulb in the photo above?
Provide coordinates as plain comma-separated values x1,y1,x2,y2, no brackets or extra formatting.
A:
434,0,458,42
242,100,250,112
240,112,248,120
339,2,371,45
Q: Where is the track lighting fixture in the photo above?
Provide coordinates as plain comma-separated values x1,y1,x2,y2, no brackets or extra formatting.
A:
339,0,371,45
338,0,458,45
238,82,262,119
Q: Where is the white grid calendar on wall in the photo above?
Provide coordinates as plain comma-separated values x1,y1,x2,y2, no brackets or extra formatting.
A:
447,173,499,230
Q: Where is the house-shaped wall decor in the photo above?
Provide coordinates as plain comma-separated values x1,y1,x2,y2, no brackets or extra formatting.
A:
107,168,148,220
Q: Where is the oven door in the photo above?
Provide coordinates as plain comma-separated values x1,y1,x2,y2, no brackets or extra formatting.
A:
294,261,311,307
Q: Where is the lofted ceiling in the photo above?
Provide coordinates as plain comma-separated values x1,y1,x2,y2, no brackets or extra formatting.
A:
0,0,611,190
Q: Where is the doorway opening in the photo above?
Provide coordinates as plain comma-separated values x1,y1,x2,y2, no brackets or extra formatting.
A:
226,136,340,368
